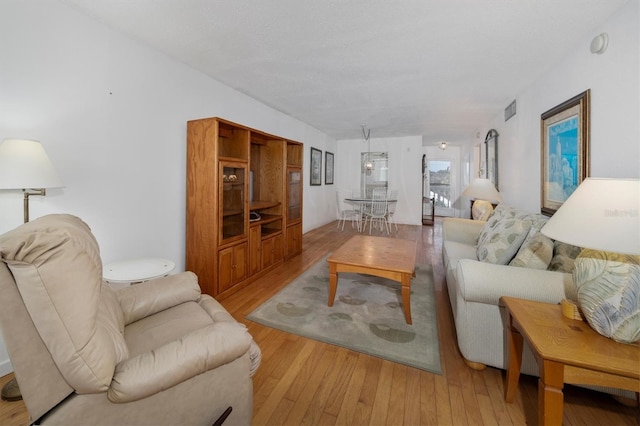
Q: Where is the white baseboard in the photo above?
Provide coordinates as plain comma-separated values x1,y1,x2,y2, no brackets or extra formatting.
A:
0,359,14,378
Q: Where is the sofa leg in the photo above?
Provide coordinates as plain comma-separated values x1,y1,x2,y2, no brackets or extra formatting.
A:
463,358,486,370
612,393,639,407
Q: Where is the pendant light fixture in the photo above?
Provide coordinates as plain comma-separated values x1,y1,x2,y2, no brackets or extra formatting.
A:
362,125,373,175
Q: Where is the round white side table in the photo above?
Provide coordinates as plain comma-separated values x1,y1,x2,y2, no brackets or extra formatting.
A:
103,257,175,289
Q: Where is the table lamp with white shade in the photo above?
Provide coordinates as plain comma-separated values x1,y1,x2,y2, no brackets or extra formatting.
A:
462,178,503,220
540,177,640,343
0,139,64,223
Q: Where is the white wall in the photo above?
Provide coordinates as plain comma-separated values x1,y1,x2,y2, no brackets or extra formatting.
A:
336,136,423,225
478,0,639,212
0,0,336,376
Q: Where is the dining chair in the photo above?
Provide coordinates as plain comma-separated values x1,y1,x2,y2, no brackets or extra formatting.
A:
362,188,390,235
336,190,362,231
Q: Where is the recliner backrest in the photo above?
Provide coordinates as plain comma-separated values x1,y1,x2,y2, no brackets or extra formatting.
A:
0,214,128,395
0,261,73,421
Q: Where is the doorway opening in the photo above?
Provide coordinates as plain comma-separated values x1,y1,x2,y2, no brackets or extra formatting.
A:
422,155,434,225
427,159,454,217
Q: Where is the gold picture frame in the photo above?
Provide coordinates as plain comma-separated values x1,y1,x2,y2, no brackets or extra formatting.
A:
540,90,590,216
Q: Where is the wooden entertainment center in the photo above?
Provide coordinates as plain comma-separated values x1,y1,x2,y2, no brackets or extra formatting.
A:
186,117,303,299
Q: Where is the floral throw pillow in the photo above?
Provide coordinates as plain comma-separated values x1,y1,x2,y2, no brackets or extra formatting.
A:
574,249,640,343
548,241,583,273
509,232,554,269
476,204,513,248
476,218,532,265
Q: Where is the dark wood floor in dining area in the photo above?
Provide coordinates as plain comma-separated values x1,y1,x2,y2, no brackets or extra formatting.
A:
0,218,638,425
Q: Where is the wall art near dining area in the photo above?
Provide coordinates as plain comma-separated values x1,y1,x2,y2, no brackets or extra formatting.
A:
310,147,322,186
325,151,334,185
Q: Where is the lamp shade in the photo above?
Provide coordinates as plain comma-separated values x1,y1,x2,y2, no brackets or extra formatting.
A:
540,177,640,255
462,178,502,203
0,139,63,189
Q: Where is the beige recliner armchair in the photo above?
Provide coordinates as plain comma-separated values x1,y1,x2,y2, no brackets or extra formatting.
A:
0,214,260,425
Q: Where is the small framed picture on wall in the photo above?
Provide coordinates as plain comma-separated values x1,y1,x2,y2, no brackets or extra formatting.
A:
310,147,322,186
325,151,334,185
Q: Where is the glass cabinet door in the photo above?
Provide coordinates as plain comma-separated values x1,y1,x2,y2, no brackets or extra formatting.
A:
287,167,302,223
220,162,247,242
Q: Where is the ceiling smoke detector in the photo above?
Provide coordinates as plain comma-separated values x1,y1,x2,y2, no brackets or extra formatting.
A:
590,33,608,54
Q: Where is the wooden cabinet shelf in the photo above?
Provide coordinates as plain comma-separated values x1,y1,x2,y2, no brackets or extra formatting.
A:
222,209,243,217
250,200,280,210
261,228,282,238
186,117,303,299
250,213,282,226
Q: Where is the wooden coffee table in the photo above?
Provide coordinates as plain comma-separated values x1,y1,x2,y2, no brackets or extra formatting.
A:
326,235,417,324
502,296,640,426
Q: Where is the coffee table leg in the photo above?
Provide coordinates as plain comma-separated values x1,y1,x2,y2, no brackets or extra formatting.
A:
328,262,337,306
401,274,412,324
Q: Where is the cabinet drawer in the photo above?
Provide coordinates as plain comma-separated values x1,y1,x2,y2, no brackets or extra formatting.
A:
261,234,283,269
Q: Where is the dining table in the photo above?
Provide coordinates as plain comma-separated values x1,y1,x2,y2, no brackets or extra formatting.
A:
344,197,398,207
344,197,398,233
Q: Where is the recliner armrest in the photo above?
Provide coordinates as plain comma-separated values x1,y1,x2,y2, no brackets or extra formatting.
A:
116,272,201,325
108,321,252,403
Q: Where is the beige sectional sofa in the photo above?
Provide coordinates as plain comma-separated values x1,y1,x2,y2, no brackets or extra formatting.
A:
443,204,578,374
442,204,634,400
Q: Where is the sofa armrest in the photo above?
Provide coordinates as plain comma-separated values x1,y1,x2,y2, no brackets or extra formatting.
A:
456,259,577,306
116,272,201,325
108,321,252,403
443,218,485,246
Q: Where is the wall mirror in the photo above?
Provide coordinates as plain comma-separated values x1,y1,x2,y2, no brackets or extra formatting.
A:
361,152,388,197
485,129,499,190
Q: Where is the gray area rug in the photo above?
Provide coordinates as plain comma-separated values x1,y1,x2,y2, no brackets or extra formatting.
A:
247,256,442,374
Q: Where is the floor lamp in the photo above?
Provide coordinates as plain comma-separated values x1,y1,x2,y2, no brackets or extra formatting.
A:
0,138,63,401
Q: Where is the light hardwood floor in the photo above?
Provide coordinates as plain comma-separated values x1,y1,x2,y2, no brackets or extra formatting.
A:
1,218,638,425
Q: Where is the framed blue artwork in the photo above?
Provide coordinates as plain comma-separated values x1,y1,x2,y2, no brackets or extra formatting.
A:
540,90,590,216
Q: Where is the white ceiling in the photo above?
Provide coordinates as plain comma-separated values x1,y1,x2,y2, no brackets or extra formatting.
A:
61,0,628,142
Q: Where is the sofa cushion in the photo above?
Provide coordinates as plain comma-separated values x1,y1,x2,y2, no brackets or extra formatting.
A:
476,217,532,265
443,240,479,273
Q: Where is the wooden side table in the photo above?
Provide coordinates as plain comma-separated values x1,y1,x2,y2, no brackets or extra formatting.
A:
501,296,640,426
